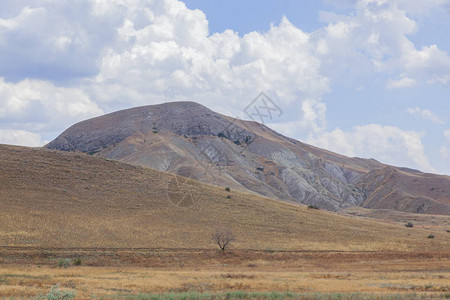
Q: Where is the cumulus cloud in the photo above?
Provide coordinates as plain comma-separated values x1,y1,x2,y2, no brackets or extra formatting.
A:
0,1,121,82
0,78,103,138
0,129,45,147
89,9,329,113
1,0,448,110
271,102,436,173
1,0,448,99
269,99,327,138
406,107,444,124
315,0,450,88
307,124,435,173
402,44,450,86
0,0,330,143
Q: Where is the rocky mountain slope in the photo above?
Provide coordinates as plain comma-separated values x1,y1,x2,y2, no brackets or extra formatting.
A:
46,101,450,214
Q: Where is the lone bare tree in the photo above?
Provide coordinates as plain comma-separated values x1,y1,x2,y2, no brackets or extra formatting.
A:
212,228,234,252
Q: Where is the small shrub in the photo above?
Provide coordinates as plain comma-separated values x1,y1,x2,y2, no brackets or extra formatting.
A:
405,222,414,228
226,195,231,199
73,258,82,266
57,258,72,268
212,228,234,252
152,130,158,134
307,204,319,210
427,234,435,239
38,284,75,300
87,150,100,156
225,187,230,192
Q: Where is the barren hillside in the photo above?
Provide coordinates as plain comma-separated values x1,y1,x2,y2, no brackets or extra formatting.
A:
1,144,447,251
46,102,450,214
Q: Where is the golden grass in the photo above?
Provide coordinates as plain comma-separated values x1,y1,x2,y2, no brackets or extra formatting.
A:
0,255,448,298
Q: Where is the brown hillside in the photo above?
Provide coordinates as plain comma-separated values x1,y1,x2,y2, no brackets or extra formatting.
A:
357,167,450,214
0,144,448,251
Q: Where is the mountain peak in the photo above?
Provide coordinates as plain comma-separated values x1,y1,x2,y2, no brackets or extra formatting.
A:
46,102,450,214
46,101,253,153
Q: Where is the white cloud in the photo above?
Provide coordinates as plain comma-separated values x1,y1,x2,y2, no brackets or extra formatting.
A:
324,0,450,16
1,0,447,111
402,44,450,86
406,107,444,124
0,1,121,82
270,103,436,173
441,146,449,159
307,124,435,173
315,0,450,88
377,0,450,16
269,99,327,139
0,0,331,143
0,129,45,147
89,10,329,113
0,78,103,144
387,75,417,89
444,129,450,140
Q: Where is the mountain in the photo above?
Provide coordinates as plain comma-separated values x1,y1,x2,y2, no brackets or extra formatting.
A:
46,101,450,215
1,144,446,251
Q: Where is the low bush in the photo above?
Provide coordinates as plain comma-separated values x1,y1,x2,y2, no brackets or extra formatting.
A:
57,258,72,268
307,204,319,210
38,284,75,300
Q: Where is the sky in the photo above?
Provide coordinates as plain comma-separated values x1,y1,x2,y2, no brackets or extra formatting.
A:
0,0,449,175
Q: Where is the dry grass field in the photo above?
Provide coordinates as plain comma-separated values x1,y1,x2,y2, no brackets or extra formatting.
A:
0,249,449,298
0,144,449,299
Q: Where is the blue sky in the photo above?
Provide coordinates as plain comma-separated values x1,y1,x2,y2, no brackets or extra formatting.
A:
183,0,329,34
0,0,449,175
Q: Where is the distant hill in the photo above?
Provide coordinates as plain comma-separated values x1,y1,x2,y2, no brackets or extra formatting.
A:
46,101,450,215
0,144,447,251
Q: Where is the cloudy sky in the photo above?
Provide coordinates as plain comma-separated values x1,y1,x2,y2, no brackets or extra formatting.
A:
1,0,449,175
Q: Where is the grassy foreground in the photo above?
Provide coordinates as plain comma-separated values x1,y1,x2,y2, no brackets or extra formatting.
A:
0,249,448,299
